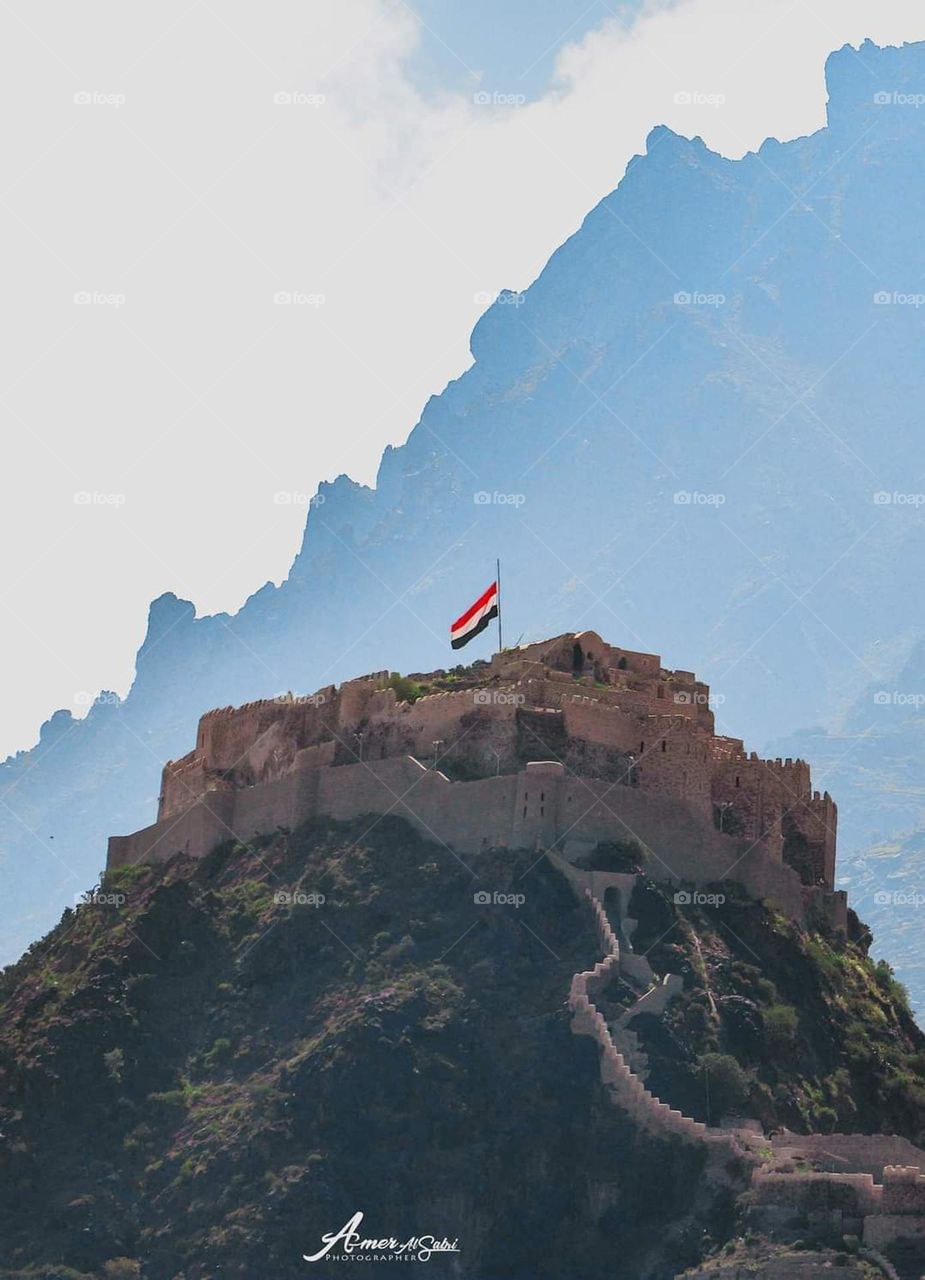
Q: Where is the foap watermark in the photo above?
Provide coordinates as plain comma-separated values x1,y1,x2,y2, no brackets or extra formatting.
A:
674,90,726,108
73,690,121,708
303,1211,460,1264
273,890,325,907
874,889,925,908
674,490,725,507
874,90,925,108
873,691,925,708
76,889,126,908
274,490,325,507
473,90,525,107
474,889,525,908
874,290,925,308
274,290,326,307
473,490,525,507
271,691,327,707
74,490,125,507
74,90,125,107
74,290,125,308
674,690,725,707
273,90,325,106
674,290,726,307
873,491,925,507
472,689,525,706
473,289,526,307
674,889,725,907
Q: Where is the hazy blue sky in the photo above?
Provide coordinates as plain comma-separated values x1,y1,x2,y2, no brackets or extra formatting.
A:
408,0,628,98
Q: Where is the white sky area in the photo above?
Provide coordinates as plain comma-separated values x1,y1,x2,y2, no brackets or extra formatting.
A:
2,0,925,759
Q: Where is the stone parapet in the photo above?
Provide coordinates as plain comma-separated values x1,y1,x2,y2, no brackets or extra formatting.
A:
109,631,840,920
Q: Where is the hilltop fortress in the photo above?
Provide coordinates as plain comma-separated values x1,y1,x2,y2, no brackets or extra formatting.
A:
108,632,925,1256
108,631,843,930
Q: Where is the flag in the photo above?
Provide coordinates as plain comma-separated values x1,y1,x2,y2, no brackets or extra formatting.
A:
450,581,499,650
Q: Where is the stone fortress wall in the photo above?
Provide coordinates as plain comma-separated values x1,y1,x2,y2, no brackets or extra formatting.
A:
750,1165,925,1253
564,866,925,1258
108,630,843,929
567,873,722,1145
105,629,925,1255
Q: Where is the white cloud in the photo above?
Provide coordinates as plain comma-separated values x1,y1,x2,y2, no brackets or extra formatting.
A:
1,0,924,757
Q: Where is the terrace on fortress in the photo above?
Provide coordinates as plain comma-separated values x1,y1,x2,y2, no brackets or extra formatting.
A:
107,631,843,930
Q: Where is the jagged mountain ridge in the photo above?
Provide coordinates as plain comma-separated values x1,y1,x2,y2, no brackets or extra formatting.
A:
6,38,925,974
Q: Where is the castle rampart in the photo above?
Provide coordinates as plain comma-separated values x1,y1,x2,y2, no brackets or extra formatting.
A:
561,867,925,1256
105,632,925,1254
109,631,844,930
750,1165,925,1252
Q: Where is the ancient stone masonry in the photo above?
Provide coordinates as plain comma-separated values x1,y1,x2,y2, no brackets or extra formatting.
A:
103,628,925,1258
563,860,925,1257
108,630,843,929
750,1165,925,1253
568,880,715,1145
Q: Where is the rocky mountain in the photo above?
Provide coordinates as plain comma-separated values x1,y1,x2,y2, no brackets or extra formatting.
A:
2,815,923,1279
6,38,925,1000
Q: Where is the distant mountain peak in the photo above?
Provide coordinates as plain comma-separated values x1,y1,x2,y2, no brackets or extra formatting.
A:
6,38,925,1024
825,37,925,131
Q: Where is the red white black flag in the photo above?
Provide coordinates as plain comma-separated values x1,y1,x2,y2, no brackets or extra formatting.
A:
450,581,499,650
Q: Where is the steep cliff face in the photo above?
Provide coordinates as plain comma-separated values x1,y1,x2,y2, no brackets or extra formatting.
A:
7,39,925,980
0,819,727,1280
611,877,925,1140
2,816,923,1280
773,635,925,1014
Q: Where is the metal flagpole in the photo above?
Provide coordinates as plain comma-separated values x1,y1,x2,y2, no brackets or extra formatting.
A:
496,558,503,653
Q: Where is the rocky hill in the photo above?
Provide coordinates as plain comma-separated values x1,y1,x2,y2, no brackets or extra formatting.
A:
770,633,925,1015
1,816,924,1279
608,874,924,1139
7,38,925,1014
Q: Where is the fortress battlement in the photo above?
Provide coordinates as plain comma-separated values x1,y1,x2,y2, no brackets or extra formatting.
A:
110,631,842,928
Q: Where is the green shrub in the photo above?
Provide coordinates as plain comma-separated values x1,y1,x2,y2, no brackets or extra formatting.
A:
874,958,912,1011
699,1052,751,1121
578,840,645,873
755,977,777,1004
387,673,427,704
812,1104,838,1133
203,1037,232,1067
102,863,150,892
763,1003,799,1050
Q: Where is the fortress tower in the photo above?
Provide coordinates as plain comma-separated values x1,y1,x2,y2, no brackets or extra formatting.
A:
108,632,843,929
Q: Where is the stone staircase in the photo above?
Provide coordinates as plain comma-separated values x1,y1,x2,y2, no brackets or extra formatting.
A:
554,851,925,1266
615,970,686,1027
569,908,706,1142
610,1024,649,1080
567,876,748,1156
